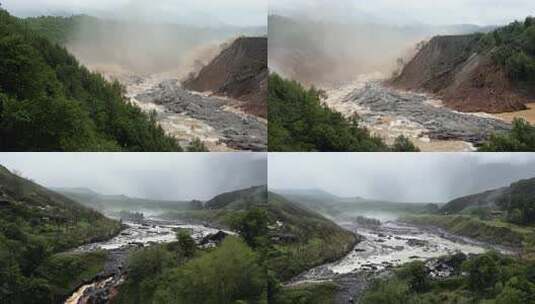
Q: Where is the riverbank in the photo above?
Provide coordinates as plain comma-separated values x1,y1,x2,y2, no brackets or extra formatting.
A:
63,218,229,303
283,219,500,303
400,214,534,253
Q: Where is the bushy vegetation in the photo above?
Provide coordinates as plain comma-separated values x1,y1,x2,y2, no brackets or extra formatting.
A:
479,16,535,82
0,166,121,303
0,9,180,151
497,178,535,225
361,252,535,304
268,73,419,152
115,236,267,304
402,215,534,249
480,118,535,152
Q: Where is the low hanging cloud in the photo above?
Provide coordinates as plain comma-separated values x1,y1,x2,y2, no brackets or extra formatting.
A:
2,0,268,27
269,153,535,203
270,0,535,26
0,153,267,201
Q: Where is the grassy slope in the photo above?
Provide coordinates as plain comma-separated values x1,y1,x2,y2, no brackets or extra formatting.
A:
0,165,121,303
160,187,357,280
401,214,535,249
37,251,108,301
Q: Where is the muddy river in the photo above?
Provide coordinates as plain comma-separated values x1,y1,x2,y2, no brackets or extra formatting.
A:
325,74,512,152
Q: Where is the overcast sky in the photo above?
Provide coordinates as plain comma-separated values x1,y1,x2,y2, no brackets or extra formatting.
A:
0,153,266,201
1,0,267,27
270,0,535,26
269,153,535,203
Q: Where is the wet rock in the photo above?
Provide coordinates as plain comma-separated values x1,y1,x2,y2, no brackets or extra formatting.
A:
136,80,267,151
407,239,428,247
200,231,228,246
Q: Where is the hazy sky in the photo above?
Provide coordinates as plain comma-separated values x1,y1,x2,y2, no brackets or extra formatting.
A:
269,153,535,203
2,0,268,27
0,153,267,201
270,0,535,26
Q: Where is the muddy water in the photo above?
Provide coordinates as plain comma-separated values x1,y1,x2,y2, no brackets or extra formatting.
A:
91,66,267,151
324,74,511,152
493,103,535,124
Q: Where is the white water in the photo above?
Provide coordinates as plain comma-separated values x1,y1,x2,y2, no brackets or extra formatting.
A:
330,222,485,274
75,220,229,252
289,221,494,285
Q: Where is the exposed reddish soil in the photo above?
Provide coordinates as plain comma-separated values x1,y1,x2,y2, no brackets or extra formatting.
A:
183,37,267,118
391,35,532,113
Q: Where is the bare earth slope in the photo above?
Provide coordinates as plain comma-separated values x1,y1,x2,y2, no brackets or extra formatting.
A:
392,35,531,113
183,37,268,117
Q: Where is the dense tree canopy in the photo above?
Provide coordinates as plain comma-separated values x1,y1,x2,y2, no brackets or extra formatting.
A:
0,9,180,151
479,118,535,152
480,16,535,82
361,252,535,304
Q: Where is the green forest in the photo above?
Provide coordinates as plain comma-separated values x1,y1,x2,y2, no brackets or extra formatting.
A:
0,165,122,303
361,252,535,304
0,9,180,151
268,73,419,152
479,16,535,82
479,118,535,151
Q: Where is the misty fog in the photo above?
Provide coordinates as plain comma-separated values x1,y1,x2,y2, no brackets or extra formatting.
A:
268,0,535,86
0,153,267,201
269,153,535,203
2,0,267,76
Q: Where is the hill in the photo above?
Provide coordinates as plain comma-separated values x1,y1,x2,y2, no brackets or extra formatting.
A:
392,17,535,113
440,177,535,225
160,186,357,280
402,177,535,251
0,165,121,303
0,9,179,151
183,37,268,118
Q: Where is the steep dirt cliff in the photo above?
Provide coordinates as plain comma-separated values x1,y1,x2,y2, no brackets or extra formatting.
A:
183,37,267,117
392,34,531,113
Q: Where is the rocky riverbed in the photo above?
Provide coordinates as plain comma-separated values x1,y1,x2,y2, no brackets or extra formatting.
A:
325,76,512,151
287,220,503,304
65,218,231,304
130,77,267,151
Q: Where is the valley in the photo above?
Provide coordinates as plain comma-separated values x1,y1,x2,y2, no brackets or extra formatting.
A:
65,218,230,304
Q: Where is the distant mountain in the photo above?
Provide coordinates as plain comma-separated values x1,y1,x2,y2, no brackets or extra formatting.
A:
55,187,197,215
204,185,267,210
274,188,439,218
183,37,268,117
